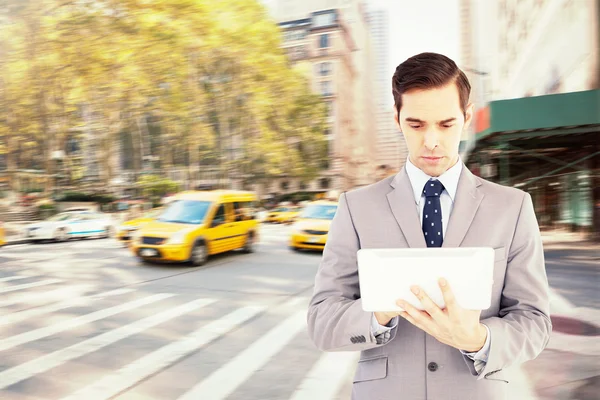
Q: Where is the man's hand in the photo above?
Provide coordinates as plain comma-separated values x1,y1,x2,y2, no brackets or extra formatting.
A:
374,311,400,326
397,278,487,352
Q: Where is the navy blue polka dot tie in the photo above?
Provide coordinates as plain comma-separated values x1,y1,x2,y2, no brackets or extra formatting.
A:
423,179,445,247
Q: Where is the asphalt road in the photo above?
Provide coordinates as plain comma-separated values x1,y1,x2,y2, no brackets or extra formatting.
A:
0,224,596,400
544,247,599,309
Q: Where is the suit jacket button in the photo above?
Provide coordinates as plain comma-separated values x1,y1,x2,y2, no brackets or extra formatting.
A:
428,362,438,372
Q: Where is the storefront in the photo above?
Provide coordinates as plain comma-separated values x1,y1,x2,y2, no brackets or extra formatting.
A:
464,90,600,239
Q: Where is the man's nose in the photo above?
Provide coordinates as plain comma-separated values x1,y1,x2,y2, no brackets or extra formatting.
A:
423,129,439,150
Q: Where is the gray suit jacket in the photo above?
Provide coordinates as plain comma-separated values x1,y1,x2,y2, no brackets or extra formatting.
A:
307,165,551,400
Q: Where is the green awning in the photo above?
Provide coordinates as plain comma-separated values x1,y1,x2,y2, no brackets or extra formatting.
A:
476,89,600,141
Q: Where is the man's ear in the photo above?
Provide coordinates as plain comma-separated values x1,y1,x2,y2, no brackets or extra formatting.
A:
394,106,401,132
463,103,474,131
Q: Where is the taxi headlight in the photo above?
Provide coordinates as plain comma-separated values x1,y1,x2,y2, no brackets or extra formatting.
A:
130,230,142,244
166,230,188,245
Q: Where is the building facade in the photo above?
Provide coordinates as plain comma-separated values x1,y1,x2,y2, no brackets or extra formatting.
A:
278,9,358,194
461,0,600,239
490,0,598,99
261,0,379,197
366,6,406,172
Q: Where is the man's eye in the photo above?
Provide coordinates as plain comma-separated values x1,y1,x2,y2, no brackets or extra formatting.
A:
409,125,421,129
442,125,454,128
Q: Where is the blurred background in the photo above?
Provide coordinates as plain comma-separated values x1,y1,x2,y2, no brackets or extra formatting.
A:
0,0,597,399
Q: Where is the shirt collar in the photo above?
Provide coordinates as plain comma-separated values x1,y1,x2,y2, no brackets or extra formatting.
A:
405,156,463,204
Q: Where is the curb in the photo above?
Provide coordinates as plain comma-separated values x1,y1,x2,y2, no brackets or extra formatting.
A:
4,238,30,246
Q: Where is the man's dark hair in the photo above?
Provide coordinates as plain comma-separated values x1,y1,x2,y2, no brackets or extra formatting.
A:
392,52,471,115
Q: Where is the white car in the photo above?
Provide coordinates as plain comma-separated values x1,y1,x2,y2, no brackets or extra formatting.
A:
26,211,117,242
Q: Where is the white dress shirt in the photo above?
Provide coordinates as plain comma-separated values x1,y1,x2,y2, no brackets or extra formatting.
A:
370,157,491,371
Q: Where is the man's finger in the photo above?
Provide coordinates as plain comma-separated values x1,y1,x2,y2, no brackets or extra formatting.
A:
410,286,446,323
438,278,458,313
397,300,434,329
399,311,429,334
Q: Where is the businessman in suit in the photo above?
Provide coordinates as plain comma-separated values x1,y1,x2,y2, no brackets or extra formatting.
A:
307,52,551,400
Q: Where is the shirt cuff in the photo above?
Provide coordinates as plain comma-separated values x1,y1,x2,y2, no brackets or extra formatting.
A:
461,324,491,362
370,313,398,337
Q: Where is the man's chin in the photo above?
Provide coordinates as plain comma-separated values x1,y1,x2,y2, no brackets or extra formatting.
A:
418,164,446,177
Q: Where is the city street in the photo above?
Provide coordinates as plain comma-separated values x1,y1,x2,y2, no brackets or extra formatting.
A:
0,224,597,399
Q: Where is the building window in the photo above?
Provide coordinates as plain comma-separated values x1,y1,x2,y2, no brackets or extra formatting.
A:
299,182,307,190
319,62,332,76
288,45,307,60
281,181,289,190
320,81,333,96
319,34,330,49
320,178,330,189
314,12,336,28
321,141,330,169
283,30,306,42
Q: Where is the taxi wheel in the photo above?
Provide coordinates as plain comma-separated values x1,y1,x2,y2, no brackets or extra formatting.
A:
104,226,114,238
190,242,208,266
55,228,69,242
242,232,255,253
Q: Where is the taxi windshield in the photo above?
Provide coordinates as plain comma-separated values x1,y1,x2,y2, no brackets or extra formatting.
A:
156,200,211,225
301,204,338,220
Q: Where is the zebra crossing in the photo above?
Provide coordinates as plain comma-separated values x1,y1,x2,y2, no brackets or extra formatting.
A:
0,273,358,399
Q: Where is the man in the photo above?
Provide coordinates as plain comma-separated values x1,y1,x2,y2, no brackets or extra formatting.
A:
307,52,551,400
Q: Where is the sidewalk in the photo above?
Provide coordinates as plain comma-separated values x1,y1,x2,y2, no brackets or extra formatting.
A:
541,229,600,252
530,229,600,400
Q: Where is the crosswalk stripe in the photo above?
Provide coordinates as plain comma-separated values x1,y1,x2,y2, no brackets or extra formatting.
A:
0,298,216,390
62,305,266,400
0,284,92,308
289,352,359,400
549,288,576,315
0,279,63,294
0,276,32,283
0,293,173,353
178,310,307,400
0,288,135,327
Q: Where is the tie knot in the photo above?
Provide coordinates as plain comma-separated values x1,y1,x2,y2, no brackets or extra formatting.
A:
423,179,444,198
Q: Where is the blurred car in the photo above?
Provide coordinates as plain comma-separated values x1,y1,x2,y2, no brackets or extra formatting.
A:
25,211,116,242
116,208,163,245
289,200,339,251
0,221,5,247
256,209,268,222
130,190,260,266
265,206,301,224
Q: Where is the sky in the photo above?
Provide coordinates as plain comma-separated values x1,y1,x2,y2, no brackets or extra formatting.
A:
370,0,462,78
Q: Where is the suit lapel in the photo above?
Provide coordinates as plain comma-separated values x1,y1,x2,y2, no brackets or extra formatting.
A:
442,166,484,248
387,168,427,248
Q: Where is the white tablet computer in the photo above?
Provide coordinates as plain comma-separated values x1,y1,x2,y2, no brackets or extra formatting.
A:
357,247,494,312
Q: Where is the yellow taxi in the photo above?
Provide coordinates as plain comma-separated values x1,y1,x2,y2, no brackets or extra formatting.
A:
116,208,163,245
130,190,259,266
289,200,338,251
265,206,301,224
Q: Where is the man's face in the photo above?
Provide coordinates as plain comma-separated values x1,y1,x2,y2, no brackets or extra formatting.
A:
394,83,473,177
